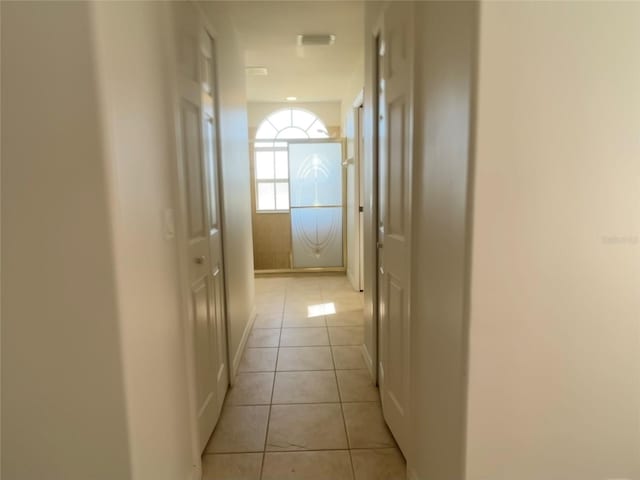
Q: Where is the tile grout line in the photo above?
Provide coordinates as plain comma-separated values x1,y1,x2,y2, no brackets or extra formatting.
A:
329,334,358,480
239,367,369,373
225,399,380,407
203,445,398,456
326,285,360,479
258,289,286,480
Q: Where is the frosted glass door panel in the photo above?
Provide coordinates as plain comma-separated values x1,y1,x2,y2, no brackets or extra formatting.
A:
291,207,343,268
289,141,344,268
289,142,343,207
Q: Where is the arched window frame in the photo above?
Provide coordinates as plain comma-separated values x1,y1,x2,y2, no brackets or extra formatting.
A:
254,108,329,212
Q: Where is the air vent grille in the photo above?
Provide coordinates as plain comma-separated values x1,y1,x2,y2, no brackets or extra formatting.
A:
296,34,336,47
246,66,268,76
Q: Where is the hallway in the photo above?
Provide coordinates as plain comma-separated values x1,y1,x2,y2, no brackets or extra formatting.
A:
5,2,640,479
202,275,406,479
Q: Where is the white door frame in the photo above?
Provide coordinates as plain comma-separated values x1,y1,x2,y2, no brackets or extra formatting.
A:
347,89,364,292
365,15,384,387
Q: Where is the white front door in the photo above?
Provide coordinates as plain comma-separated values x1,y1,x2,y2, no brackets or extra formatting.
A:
172,2,228,452
377,1,414,456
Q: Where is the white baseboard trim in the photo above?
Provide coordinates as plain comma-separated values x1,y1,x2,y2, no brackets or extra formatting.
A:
230,305,256,384
361,343,374,382
346,269,358,292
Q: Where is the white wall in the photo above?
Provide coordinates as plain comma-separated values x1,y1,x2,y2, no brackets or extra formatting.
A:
1,3,132,478
91,3,194,479
248,101,342,129
466,3,640,479
408,2,478,479
340,57,364,136
199,1,256,379
2,2,255,479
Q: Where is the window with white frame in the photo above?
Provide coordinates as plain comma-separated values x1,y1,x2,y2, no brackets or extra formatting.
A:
254,108,329,211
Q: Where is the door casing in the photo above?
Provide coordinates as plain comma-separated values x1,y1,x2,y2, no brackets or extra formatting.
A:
347,90,365,293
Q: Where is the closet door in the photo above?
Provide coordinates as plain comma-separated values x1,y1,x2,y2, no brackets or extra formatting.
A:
173,2,228,451
377,1,414,456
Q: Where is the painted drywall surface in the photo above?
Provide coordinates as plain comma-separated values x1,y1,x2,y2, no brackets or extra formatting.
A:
340,56,365,136
248,101,342,129
199,1,257,378
466,3,640,479
1,3,132,479
408,3,478,479
91,3,194,479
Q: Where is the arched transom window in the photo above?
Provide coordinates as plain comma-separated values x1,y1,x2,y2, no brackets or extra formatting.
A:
254,108,329,211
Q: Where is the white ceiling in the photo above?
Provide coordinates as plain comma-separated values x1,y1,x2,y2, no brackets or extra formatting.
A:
225,1,364,103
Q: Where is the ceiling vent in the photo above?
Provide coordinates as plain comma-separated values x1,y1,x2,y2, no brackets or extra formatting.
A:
246,66,268,76
297,34,336,47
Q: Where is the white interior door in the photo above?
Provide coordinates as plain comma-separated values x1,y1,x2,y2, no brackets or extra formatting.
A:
377,1,413,456
173,2,228,452
201,27,229,427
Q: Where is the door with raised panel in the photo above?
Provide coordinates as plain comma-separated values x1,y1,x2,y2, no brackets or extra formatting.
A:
200,25,229,429
173,2,228,451
377,1,413,456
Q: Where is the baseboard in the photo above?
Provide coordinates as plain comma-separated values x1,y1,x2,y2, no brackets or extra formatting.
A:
361,343,374,382
346,269,358,292
230,305,256,385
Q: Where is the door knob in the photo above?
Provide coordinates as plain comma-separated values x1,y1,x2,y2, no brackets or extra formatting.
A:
194,255,206,264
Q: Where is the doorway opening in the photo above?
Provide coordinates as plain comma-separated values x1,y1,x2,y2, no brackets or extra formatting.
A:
250,108,348,273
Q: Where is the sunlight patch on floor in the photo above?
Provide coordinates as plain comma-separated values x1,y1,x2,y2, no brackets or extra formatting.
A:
307,302,336,318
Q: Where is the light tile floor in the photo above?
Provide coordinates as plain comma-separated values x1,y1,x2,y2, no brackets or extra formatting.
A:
203,275,406,480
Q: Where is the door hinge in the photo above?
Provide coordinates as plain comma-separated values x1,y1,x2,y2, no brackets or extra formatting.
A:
359,206,364,213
